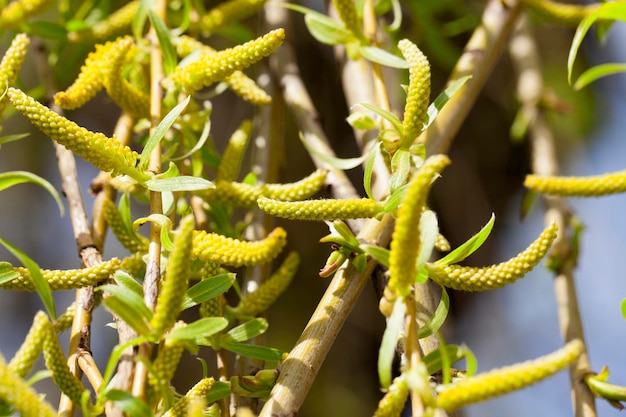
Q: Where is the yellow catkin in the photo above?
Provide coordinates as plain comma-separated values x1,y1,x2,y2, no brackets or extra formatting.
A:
0,0,54,28
120,252,147,278
104,36,150,118
388,155,450,299
373,377,409,417
42,325,90,405
162,378,215,417
3,258,121,291
192,227,287,267
102,198,149,253
257,197,383,220
171,28,285,94
52,302,77,333
0,34,30,125
8,88,147,181
8,311,48,378
234,251,300,318
426,222,558,291
194,0,268,35
525,170,626,197
398,39,431,147
523,0,600,26
175,36,271,105
0,351,57,417
205,169,327,208
331,0,360,34
148,326,186,404
79,1,138,41
151,215,195,338
437,339,583,412
54,40,115,109
216,120,253,182
435,232,451,252
200,296,223,318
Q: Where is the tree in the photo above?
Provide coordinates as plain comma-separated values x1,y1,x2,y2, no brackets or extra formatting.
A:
0,0,625,416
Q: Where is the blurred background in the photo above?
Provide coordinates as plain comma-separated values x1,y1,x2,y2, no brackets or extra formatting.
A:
1,1,625,416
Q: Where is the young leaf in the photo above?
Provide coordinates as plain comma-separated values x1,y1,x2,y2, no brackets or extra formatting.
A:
621,299,626,319
223,342,283,361
363,142,380,200
205,381,232,403
304,13,355,45
139,95,191,170
98,284,153,336
435,214,495,266
133,214,174,250
143,176,215,192
573,63,626,90
358,45,409,68
423,345,465,376
383,183,409,212
299,132,365,170
101,336,150,390
221,318,269,344
102,389,151,417
417,286,449,338
0,261,20,285
389,148,411,193
415,210,438,283
425,75,471,129
182,273,236,310
0,171,65,216
0,238,55,319
358,102,404,134
132,0,151,39
112,270,144,298
147,9,177,75
378,298,406,389
166,317,229,341
0,133,29,146
361,244,390,267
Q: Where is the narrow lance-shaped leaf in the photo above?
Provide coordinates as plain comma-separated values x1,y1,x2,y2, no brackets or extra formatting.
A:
0,171,64,216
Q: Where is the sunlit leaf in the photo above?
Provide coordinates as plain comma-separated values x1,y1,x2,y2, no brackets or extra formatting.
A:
139,96,191,170
0,171,65,216
415,210,438,283
621,299,626,319
435,214,495,266
0,238,55,319
0,262,19,285
363,142,380,200
143,176,215,192
221,318,268,344
425,75,471,129
99,284,153,336
361,244,390,267
358,102,403,134
112,270,144,297
378,298,405,389
147,9,177,75
182,273,236,310
304,13,355,45
102,389,151,417
358,45,409,68
0,133,29,146
166,317,229,341
389,148,411,193
574,63,626,90
418,286,449,338
223,342,283,361
205,381,232,403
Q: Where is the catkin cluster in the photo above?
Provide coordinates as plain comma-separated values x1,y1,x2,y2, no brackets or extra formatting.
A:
525,170,626,197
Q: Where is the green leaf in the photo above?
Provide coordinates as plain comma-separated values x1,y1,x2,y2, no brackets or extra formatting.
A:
205,381,232,403
0,261,19,285
358,45,409,68
24,21,68,41
435,213,495,266
223,342,284,361
574,63,626,90
101,336,149,390
102,389,151,417
568,3,626,85
425,75,471,129
0,238,55,319
112,270,144,298
346,110,377,130
222,318,268,344
358,102,403,135
363,142,380,200
418,286,449,338
133,213,174,250
415,210,438,283
520,189,538,220
182,273,236,310
361,244,390,267
389,148,411,193
143,175,215,192
98,284,153,336
147,9,177,76
0,171,65,216
132,0,151,40
139,96,191,170
171,117,211,161
304,13,355,45
0,133,29,146
166,317,229,341
299,132,365,170
423,344,464,375
382,183,409,212
378,297,406,389
621,299,626,319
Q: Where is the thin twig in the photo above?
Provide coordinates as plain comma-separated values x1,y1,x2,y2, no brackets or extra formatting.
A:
422,0,523,156
510,14,597,417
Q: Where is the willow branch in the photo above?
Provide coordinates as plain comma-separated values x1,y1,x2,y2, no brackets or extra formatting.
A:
510,14,596,417
422,0,523,155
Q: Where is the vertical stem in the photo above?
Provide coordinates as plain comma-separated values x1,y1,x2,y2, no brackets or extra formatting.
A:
132,0,167,400
510,14,596,417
